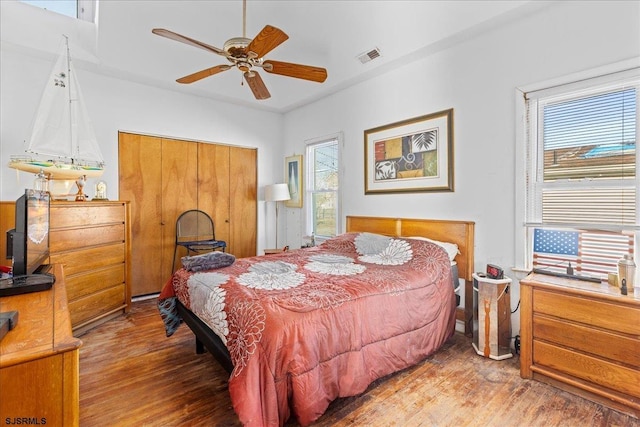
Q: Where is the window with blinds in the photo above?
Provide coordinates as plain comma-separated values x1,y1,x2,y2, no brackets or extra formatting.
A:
306,135,340,239
524,71,639,277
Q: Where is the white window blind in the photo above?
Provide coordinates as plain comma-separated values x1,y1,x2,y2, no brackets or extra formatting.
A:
524,69,640,277
526,76,639,230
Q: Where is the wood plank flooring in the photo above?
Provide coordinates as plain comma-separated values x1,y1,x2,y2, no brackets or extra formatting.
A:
79,299,639,426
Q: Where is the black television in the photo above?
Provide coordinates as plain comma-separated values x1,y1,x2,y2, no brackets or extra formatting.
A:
4,189,54,288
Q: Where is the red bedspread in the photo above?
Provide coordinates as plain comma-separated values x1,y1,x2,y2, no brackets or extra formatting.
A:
159,232,456,426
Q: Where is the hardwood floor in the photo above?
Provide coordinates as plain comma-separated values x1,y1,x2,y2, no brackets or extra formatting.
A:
79,299,639,426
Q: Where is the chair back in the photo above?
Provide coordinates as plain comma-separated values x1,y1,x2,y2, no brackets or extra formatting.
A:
176,210,215,244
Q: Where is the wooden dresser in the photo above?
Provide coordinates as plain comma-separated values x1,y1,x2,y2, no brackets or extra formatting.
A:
49,201,131,335
0,264,82,426
520,273,640,418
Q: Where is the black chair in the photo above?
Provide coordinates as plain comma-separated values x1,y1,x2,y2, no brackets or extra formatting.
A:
172,210,227,271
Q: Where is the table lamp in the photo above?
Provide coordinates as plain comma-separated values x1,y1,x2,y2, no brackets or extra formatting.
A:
265,183,290,248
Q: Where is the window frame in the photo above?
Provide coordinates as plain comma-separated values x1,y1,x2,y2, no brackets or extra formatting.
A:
20,0,96,22
77,0,96,22
515,60,640,274
305,133,342,242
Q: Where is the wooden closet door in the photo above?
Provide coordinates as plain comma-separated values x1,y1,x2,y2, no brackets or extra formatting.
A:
198,143,231,249
120,133,256,295
161,138,198,276
118,133,163,296
229,146,257,258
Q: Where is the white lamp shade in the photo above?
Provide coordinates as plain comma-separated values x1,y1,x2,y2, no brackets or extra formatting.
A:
265,183,291,202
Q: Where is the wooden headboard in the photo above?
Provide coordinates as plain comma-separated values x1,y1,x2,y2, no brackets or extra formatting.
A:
346,216,475,335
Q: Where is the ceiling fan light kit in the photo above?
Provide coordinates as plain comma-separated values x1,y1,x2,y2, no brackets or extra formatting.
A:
152,1,327,100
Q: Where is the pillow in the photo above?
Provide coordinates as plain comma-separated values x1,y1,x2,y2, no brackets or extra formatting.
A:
404,236,459,261
354,232,392,255
181,251,236,272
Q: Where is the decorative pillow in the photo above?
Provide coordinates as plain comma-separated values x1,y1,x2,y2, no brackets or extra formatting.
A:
354,232,392,255
404,236,459,261
319,232,357,253
358,239,413,266
181,251,236,272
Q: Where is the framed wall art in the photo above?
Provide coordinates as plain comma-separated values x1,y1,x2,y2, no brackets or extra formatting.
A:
364,108,454,194
285,154,303,207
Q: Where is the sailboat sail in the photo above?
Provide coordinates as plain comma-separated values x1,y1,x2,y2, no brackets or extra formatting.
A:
9,36,104,179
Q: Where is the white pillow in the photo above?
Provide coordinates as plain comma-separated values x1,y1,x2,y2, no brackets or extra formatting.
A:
404,236,459,261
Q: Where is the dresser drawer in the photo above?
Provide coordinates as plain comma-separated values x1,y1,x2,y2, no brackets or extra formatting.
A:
47,201,131,333
69,285,125,327
65,264,125,301
50,224,125,252
51,204,124,228
49,243,125,277
533,314,640,368
533,289,640,336
533,340,640,398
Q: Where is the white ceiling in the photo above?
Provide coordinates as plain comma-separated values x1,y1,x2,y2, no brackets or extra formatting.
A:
4,0,538,113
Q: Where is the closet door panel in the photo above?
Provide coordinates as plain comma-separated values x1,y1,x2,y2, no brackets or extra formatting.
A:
119,133,163,296
120,133,257,296
162,138,198,275
229,146,257,258
198,143,231,249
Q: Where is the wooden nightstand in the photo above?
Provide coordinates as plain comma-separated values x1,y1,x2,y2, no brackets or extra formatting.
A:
0,265,82,426
520,273,640,418
264,246,289,255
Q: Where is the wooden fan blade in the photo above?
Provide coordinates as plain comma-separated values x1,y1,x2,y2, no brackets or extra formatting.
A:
244,71,271,100
177,65,232,84
152,28,227,57
263,60,327,83
246,25,289,59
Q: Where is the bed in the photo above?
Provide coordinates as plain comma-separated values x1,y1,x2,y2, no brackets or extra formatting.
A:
158,216,475,426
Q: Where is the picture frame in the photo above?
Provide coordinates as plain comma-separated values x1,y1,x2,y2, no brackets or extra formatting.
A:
285,154,303,208
364,108,454,194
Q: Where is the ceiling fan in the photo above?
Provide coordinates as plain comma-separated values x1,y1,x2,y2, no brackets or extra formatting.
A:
152,0,328,100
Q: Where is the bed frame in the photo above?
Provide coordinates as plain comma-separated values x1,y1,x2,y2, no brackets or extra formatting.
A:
177,215,475,374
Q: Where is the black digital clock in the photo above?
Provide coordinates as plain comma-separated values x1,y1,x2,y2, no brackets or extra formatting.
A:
486,264,504,280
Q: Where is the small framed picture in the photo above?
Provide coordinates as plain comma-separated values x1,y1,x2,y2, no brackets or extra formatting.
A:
285,155,303,208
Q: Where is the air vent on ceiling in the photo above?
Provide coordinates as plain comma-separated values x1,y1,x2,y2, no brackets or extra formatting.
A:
357,47,381,64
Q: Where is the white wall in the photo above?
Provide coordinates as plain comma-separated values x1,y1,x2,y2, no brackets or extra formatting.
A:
1,37,284,255
282,1,640,336
2,0,639,337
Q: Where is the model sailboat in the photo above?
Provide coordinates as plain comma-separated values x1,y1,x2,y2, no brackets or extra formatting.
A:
9,36,104,181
